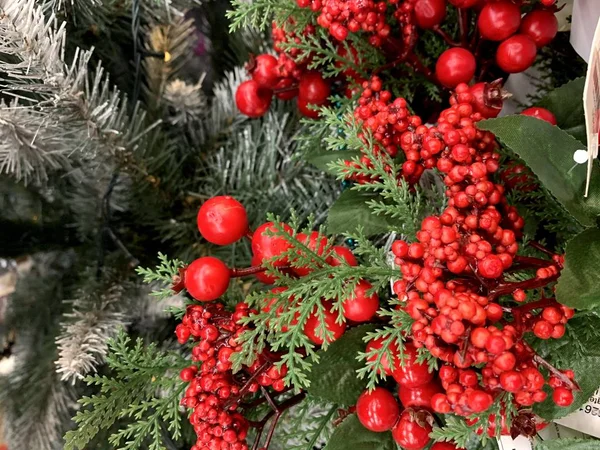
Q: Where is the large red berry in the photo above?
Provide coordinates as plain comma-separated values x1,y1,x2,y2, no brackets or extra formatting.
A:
520,10,558,48
496,35,537,73
399,380,442,409
435,48,476,88
356,387,401,432
304,301,346,345
342,280,379,322
392,410,432,450
184,257,230,301
477,1,521,41
197,196,248,245
392,343,434,388
298,72,331,104
521,106,557,125
250,54,281,88
414,0,447,30
553,387,574,407
469,83,502,118
251,222,293,266
235,80,272,118
298,97,321,119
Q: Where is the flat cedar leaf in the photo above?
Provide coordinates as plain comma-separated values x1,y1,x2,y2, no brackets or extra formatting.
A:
477,115,600,227
323,414,395,450
327,190,396,235
305,148,362,174
555,228,600,310
537,77,586,143
307,324,377,405
534,438,600,450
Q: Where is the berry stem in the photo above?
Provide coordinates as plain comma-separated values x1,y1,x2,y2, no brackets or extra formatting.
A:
513,297,559,315
230,265,268,277
252,391,307,450
522,341,581,392
512,255,555,269
272,84,299,94
528,241,555,257
488,272,560,300
432,26,460,47
458,8,470,47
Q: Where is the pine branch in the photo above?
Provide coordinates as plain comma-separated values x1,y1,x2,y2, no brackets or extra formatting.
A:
226,0,309,32
136,252,186,300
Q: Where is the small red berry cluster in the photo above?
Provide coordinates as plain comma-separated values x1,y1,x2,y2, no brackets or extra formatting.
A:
349,82,578,431
177,302,288,450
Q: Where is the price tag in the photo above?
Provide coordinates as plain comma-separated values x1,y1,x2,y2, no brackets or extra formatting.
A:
555,389,600,438
497,422,588,450
582,17,600,197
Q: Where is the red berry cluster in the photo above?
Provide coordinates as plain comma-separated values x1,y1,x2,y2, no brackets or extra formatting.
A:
350,82,578,424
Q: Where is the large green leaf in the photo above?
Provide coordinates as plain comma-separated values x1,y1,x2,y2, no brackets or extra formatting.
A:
555,228,600,310
327,190,395,235
305,148,362,174
537,77,586,143
306,324,377,406
534,438,600,450
478,115,600,227
323,414,396,450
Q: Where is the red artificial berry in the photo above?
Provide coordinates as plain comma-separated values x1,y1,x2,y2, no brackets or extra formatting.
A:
533,320,553,339
431,443,465,450
235,80,272,118
197,196,248,245
356,387,401,432
500,163,536,191
184,257,230,301
250,54,281,88
553,387,574,407
478,254,504,279
175,324,191,344
469,83,502,118
304,301,346,345
326,245,358,266
392,410,432,450
398,380,442,409
251,221,293,266
299,72,331,104
251,254,277,284
342,280,380,322
521,106,557,125
180,366,197,382
414,0,447,30
467,390,493,412
436,48,477,88
520,10,558,48
496,35,537,73
392,343,434,388
298,96,321,119
500,371,524,393
448,0,479,7
477,1,521,42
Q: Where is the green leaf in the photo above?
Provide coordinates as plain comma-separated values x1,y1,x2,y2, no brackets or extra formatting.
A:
478,115,600,227
534,438,600,450
327,190,396,236
537,77,586,143
305,148,362,174
324,414,396,450
306,324,377,406
556,228,600,310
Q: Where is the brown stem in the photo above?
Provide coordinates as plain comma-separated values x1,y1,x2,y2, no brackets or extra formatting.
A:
513,298,559,314
273,84,299,94
433,26,460,47
488,272,560,300
253,392,307,450
528,241,555,257
458,8,469,47
513,255,555,269
522,341,581,392
224,362,271,409
245,229,254,241
230,265,268,277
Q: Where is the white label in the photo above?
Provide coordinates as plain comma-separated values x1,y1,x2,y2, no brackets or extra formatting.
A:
497,423,588,450
555,389,600,438
582,17,600,197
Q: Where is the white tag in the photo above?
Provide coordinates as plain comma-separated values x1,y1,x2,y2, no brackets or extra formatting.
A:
555,389,600,438
582,17,600,197
496,423,588,450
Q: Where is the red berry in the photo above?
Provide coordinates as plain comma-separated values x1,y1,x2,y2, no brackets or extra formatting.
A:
521,106,557,125
496,35,537,73
399,380,442,409
251,254,277,284
342,280,380,322
299,72,331,104
414,0,447,30
250,54,281,88
392,410,432,450
180,366,197,382
436,48,477,88
553,387,574,407
274,77,298,100
298,96,321,119
467,390,493,412
326,245,358,266
184,257,230,301
448,0,479,7
304,301,346,345
235,80,272,118
251,222,293,266
469,83,502,118
500,163,536,191
500,371,524,392
175,324,191,344
477,1,521,42
478,254,504,279
520,10,558,48
197,196,248,245
356,387,401,432
533,320,553,339
392,343,434,388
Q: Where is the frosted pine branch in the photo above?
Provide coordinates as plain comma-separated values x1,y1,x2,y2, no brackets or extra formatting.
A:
55,285,129,383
